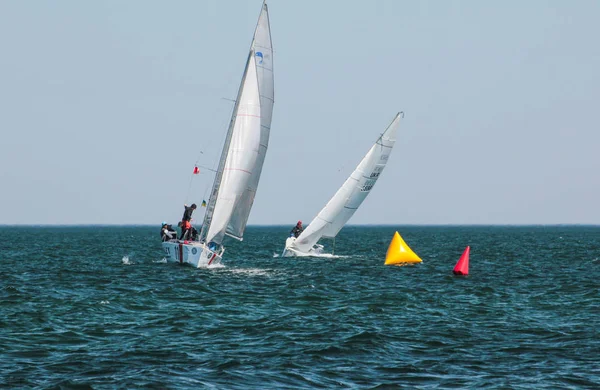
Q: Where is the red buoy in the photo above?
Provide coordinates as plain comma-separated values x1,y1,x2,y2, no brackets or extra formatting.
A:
453,246,470,276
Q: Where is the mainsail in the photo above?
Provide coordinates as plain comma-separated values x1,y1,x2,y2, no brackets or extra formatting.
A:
200,2,274,245
292,112,402,253
227,3,274,239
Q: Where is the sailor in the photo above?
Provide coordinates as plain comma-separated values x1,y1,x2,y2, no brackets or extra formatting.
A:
189,226,198,241
182,203,197,222
180,203,197,240
167,224,177,237
290,220,303,238
161,222,176,241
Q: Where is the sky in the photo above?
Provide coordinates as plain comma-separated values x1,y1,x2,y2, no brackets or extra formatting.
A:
0,0,599,225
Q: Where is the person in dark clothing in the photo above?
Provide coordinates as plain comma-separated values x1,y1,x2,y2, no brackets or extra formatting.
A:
167,224,177,239
189,226,198,241
290,220,303,238
182,204,197,223
160,222,167,239
161,222,176,242
180,203,197,240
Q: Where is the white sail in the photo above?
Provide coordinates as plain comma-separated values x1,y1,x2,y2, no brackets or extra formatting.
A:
162,2,274,268
291,113,402,253
227,3,274,239
201,3,273,246
204,54,261,245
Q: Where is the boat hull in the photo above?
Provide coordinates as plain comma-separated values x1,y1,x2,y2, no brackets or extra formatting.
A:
161,240,223,267
281,237,324,257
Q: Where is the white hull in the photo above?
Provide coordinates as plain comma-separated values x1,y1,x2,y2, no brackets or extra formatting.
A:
162,240,223,267
286,113,402,254
160,4,273,265
281,237,324,257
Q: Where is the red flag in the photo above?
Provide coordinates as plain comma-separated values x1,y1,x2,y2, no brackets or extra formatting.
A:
193,166,200,174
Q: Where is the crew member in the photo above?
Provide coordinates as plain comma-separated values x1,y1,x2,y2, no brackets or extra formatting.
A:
180,203,197,240
161,222,176,241
290,220,303,238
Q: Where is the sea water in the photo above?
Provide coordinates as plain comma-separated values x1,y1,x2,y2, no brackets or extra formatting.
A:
1,225,599,388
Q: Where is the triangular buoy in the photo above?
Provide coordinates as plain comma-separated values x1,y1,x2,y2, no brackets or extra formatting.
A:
452,246,470,275
384,231,422,266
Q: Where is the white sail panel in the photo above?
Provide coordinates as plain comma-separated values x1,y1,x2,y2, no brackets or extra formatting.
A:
227,3,274,239
293,113,402,252
206,54,262,244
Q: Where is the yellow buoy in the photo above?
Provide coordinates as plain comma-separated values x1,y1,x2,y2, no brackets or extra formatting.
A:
384,231,422,266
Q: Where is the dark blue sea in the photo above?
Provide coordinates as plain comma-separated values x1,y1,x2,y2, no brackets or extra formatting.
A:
1,225,599,389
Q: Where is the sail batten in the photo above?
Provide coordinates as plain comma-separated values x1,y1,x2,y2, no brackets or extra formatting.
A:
291,113,402,253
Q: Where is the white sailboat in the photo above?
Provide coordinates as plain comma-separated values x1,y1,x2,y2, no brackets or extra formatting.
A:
163,2,274,267
282,112,402,257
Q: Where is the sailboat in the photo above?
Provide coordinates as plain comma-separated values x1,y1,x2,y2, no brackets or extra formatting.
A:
282,112,403,257
162,2,274,267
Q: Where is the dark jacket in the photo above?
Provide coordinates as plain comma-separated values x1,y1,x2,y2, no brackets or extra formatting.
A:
182,205,195,222
291,225,304,238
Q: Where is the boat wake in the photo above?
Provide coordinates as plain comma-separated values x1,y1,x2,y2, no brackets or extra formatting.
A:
277,252,348,259
307,253,348,259
226,268,273,277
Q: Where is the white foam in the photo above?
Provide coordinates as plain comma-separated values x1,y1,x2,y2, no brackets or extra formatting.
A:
281,248,349,259
316,253,349,259
121,256,133,265
227,268,272,277
290,252,348,259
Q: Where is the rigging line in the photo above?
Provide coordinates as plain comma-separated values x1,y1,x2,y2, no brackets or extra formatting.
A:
200,166,218,202
193,151,204,166
194,164,218,173
210,98,236,173
184,175,193,205
185,156,206,206
193,97,235,166
197,104,232,215
193,96,236,222
187,97,236,207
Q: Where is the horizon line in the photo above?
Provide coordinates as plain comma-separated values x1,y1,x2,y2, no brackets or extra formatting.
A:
1,223,599,227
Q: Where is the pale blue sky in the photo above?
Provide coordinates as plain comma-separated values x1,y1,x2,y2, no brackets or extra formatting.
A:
1,1,598,225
